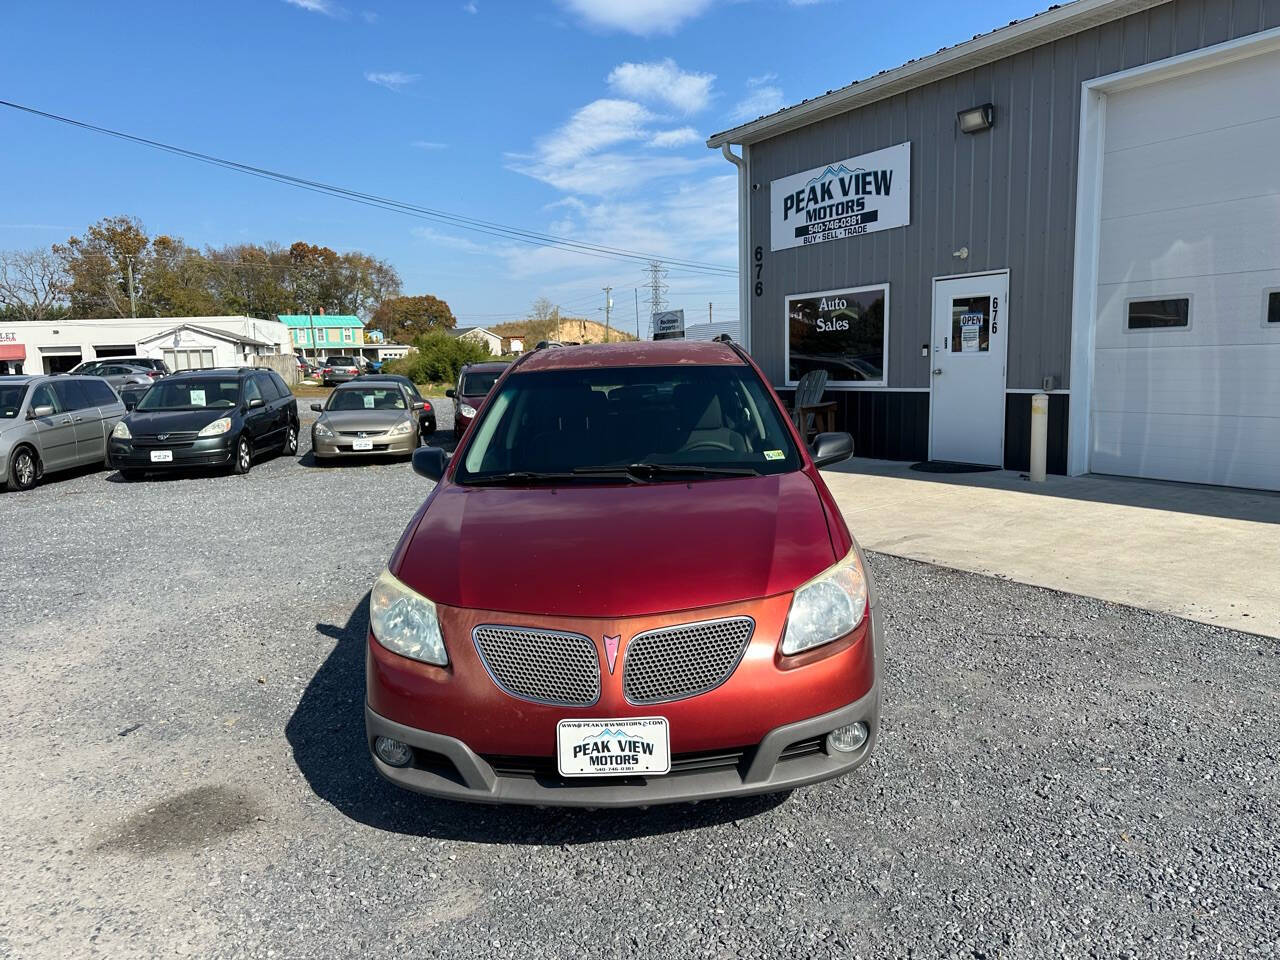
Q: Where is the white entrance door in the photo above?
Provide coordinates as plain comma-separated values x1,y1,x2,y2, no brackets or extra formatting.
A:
929,272,1009,466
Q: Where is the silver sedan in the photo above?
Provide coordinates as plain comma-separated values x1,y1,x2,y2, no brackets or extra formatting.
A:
311,380,423,460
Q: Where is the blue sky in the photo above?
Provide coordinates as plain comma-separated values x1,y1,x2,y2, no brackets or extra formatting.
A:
1,0,1037,329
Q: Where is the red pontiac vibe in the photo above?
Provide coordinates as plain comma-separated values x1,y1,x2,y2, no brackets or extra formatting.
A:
365,340,881,806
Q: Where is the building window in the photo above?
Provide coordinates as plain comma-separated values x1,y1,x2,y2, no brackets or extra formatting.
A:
1127,297,1189,330
343,328,353,343
1267,290,1280,325
785,284,889,386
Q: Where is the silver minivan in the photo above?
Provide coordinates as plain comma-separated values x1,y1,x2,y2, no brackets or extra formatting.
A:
0,375,127,491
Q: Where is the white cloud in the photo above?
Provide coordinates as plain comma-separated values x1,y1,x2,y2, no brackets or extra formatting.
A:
534,99,655,166
463,1,477,11
558,0,715,35
283,0,341,15
648,127,700,148
747,72,777,87
365,71,420,91
730,84,785,122
607,59,715,114
412,140,449,150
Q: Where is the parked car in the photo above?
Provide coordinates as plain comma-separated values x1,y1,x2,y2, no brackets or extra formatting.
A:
310,379,424,462
365,340,872,808
320,357,361,386
295,356,319,379
72,362,158,394
108,368,298,479
446,361,507,437
0,375,126,491
70,356,171,377
358,373,435,439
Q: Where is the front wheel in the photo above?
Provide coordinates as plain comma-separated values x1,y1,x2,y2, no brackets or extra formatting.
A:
283,422,299,456
232,435,253,475
8,447,38,491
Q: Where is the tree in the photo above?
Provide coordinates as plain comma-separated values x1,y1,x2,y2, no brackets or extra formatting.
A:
524,296,561,345
370,294,455,342
144,235,219,317
0,248,68,320
385,329,490,384
334,252,401,319
55,215,149,317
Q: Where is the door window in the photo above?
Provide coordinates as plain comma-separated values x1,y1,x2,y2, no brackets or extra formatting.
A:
52,379,91,411
255,373,281,400
243,377,263,405
30,384,63,414
83,380,119,406
950,296,993,353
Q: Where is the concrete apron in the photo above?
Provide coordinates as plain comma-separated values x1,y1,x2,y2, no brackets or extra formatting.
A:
821,459,1280,639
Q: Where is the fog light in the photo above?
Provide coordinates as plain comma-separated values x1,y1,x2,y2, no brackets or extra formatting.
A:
827,722,869,754
374,736,413,767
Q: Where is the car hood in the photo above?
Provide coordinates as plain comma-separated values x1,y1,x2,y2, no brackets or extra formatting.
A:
396,471,838,618
319,409,411,432
125,409,236,433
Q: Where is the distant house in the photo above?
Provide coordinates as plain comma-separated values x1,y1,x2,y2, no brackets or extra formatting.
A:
277,313,365,360
137,322,277,370
447,326,502,356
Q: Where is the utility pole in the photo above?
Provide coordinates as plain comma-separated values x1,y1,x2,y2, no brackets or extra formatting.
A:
635,288,640,340
309,307,316,363
125,255,137,318
602,286,612,343
709,301,713,324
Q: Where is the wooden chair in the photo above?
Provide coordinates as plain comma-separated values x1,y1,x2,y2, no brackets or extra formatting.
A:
791,369,835,441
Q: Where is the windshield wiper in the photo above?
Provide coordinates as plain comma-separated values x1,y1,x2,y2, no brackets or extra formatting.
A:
575,462,761,480
462,470,645,486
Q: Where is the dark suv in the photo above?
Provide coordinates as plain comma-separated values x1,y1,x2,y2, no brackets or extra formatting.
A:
109,367,299,479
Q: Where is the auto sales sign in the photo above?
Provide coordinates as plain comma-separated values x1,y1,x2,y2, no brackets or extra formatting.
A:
770,142,911,252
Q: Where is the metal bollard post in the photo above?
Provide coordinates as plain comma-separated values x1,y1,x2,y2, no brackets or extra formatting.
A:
1029,392,1048,482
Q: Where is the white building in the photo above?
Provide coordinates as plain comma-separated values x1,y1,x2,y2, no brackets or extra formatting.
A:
0,316,293,375
447,326,503,356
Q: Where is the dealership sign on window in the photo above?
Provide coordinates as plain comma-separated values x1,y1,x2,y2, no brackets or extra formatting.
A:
770,142,911,252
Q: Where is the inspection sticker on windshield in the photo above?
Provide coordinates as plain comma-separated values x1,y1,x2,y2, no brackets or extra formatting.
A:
763,449,785,460
557,717,670,777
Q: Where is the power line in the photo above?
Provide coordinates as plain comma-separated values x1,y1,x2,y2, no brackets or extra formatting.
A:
0,100,737,278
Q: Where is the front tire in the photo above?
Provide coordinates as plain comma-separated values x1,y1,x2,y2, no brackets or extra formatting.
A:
8,447,38,491
233,435,253,475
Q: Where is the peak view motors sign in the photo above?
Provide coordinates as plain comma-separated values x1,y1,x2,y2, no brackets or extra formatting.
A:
771,142,910,251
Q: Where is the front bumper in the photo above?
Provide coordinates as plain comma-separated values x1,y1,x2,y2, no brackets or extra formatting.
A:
366,599,881,807
313,430,417,458
109,437,234,469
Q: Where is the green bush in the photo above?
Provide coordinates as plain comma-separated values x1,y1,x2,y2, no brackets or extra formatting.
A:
384,331,493,384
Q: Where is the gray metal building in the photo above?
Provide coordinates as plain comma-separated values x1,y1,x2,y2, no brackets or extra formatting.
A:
709,0,1280,490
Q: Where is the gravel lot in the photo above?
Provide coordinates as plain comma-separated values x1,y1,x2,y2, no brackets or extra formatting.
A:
1,398,1276,959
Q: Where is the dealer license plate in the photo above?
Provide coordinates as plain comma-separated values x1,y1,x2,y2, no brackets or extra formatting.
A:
556,717,671,777
351,438,374,451
150,450,173,463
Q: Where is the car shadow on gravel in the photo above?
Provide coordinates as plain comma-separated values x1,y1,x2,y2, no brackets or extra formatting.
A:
287,596,787,844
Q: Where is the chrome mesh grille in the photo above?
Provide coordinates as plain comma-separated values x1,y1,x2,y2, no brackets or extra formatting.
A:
623,617,754,705
472,625,600,707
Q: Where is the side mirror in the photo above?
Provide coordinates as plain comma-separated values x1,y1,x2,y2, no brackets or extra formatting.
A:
411,446,448,481
123,395,139,411
810,431,854,468
248,397,265,409
310,403,323,412
30,404,55,419
411,400,425,411
445,389,455,398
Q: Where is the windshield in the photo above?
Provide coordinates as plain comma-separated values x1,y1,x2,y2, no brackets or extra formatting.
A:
137,379,240,411
0,385,28,418
326,386,406,411
457,365,801,484
325,357,356,366
461,370,503,396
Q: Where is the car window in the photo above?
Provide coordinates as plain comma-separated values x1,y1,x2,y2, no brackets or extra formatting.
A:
327,386,407,411
29,383,64,415
461,370,503,396
269,372,292,397
254,373,281,400
82,379,119,406
457,364,802,483
137,379,240,410
244,377,264,404
0,384,28,418
51,379,91,411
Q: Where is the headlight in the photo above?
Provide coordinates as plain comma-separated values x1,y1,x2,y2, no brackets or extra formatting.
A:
313,420,334,438
369,569,447,665
459,402,477,417
111,420,131,440
780,548,868,656
389,419,413,436
197,416,232,437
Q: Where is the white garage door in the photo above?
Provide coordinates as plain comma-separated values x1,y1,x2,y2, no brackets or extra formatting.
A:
1091,49,1280,491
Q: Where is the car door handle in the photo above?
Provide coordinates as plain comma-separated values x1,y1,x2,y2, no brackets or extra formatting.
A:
72,415,84,423
932,368,943,375
58,417,73,425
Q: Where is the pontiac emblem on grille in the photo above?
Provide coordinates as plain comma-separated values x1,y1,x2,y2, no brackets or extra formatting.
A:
603,635,621,674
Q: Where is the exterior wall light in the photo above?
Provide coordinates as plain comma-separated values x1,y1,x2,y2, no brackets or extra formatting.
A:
957,103,995,134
